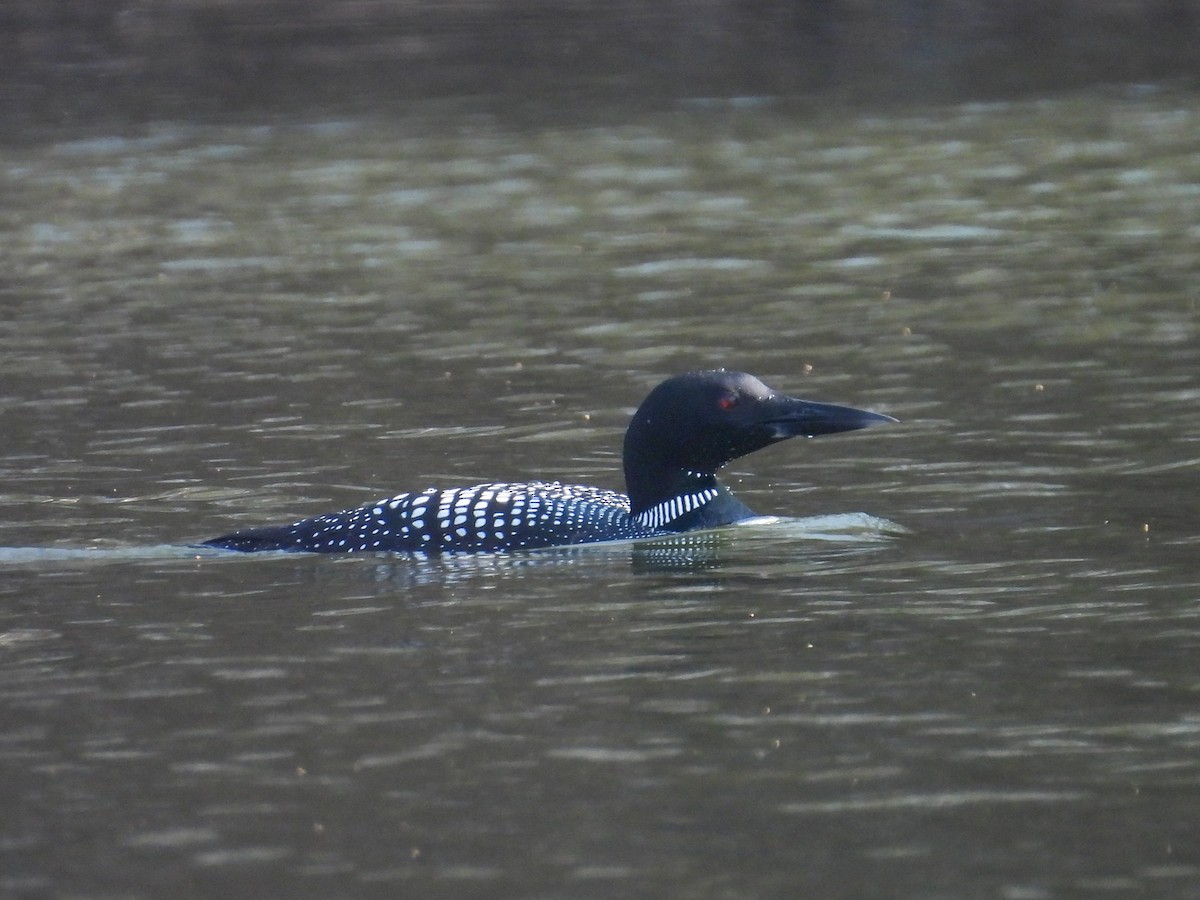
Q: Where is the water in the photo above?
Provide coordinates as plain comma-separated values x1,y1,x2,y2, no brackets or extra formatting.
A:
2,89,1199,898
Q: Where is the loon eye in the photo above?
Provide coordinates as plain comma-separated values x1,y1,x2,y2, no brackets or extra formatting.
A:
717,392,740,411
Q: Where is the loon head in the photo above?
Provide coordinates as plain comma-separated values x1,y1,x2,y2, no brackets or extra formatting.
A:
622,369,895,515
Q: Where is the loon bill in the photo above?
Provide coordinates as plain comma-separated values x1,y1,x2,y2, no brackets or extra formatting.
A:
201,370,895,555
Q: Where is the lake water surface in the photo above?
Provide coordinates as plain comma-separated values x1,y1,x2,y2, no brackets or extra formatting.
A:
1,89,1198,898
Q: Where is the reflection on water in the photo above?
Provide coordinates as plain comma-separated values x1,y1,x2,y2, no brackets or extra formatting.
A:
1,88,1199,897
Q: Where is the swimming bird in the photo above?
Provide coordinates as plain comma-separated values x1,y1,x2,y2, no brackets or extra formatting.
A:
201,370,894,554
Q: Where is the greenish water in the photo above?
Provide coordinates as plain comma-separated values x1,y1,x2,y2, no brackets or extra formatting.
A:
1,89,1198,898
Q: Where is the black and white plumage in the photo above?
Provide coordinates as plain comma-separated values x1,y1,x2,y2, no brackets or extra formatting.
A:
201,370,894,555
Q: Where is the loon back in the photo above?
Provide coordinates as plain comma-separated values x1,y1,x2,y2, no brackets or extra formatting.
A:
201,370,894,555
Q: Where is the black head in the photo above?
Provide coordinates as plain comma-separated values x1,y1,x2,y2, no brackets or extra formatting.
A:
622,370,894,512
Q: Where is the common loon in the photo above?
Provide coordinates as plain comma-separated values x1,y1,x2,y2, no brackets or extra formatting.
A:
201,370,894,555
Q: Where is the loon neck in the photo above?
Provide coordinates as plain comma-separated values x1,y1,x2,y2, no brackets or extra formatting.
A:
625,464,712,515
625,466,756,530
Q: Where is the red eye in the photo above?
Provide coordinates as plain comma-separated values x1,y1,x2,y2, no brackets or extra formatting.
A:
717,393,739,411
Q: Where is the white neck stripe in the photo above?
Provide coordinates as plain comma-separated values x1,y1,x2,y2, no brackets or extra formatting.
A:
633,488,718,529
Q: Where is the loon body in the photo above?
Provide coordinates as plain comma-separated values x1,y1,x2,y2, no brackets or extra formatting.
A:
202,370,894,555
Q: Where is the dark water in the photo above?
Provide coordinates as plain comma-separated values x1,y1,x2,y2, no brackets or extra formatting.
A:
2,90,1199,898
